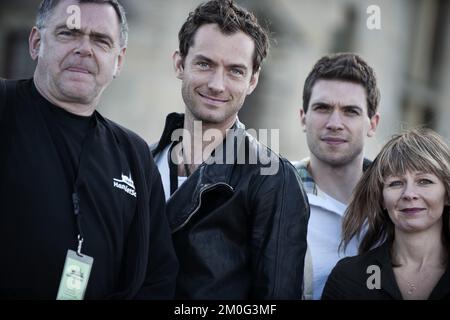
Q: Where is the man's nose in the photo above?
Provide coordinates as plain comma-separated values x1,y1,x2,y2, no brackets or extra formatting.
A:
74,36,94,57
325,110,344,131
207,69,225,93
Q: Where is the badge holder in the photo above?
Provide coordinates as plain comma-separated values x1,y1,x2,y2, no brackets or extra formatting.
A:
56,235,94,300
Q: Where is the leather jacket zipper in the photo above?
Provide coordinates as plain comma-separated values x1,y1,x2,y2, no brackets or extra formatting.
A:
172,182,234,234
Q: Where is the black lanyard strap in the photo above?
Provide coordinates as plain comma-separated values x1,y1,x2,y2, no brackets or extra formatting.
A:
72,192,84,255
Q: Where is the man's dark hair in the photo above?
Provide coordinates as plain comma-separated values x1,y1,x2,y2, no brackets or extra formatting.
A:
178,0,269,74
303,53,380,118
36,0,128,48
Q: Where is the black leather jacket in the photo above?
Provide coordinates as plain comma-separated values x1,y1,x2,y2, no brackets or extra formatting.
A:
152,113,309,299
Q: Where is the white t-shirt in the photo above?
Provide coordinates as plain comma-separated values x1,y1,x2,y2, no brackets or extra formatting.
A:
154,144,188,201
306,190,359,300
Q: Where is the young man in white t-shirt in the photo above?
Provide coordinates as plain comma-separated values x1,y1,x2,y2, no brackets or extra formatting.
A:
295,53,381,299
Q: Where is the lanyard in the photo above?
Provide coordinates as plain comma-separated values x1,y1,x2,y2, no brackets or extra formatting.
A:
42,104,96,256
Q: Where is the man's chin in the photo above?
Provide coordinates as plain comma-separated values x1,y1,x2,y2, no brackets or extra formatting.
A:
59,82,97,100
191,110,225,124
315,149,357,167
61,88,96,104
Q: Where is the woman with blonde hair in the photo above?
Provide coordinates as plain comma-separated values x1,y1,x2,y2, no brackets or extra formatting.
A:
322,128,450,300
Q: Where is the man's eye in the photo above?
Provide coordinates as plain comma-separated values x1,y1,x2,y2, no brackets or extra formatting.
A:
345,109,359,115
314,105,330,112
58,31,74,36
197,62,209,68
95,38,111,47
230,68,244,76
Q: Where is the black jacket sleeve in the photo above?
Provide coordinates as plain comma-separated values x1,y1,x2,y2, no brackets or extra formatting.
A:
249,160,310,299
135,165,179,299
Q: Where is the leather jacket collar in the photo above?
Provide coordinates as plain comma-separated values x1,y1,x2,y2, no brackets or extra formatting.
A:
151,113,254,232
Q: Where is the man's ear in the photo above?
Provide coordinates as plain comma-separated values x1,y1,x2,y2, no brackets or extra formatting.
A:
300,108,307,132
367,112,380,137
29,27,42,60
246,68,260,95
113,47,127,78
173,51,184,80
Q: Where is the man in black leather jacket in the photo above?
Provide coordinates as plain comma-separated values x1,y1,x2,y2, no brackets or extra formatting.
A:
151,0,309,299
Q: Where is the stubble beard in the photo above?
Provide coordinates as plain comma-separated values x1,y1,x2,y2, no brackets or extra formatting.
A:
310,141,363,169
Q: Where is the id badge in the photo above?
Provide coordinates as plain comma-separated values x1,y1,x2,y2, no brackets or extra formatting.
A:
56,250,94,300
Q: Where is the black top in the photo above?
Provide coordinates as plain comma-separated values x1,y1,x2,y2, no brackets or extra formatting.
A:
48,102,93,176
0,79,178,299
322,241,450,300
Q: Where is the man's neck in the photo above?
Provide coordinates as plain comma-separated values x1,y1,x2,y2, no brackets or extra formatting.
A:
33,78,96,116
180,111,236,175
308,155,365,204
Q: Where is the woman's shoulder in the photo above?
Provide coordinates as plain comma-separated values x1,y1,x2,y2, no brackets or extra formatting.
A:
322,243,391,300
333,243,389,276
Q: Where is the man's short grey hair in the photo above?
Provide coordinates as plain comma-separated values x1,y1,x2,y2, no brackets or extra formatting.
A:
36,0,128,48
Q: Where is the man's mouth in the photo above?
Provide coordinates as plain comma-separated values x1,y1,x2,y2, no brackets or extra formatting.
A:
321,137,347,145
198,92,229,104
66,67,92,74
